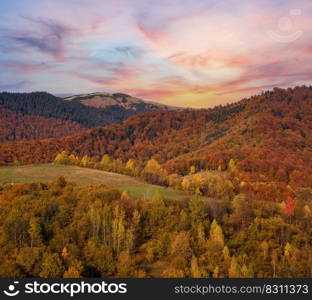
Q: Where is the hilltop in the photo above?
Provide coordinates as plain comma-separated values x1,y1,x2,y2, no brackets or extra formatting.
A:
64,92,175,110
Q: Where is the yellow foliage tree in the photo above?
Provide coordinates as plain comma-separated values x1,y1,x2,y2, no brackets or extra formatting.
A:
81,155,92,167
228,256,241,278
189,165,196,175
125,159,137,176
181,177,191,191
142,159,167,184
191,256,201,278
209,219,225,249
54,151,70,164
69,154,80,165
100,154,112,171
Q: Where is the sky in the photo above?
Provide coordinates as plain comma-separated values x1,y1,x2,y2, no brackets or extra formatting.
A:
0,0,311,107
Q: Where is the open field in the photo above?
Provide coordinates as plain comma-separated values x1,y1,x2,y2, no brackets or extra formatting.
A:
0,163,188,200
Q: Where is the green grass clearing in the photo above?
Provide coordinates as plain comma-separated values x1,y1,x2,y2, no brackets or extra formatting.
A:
0,164,187,200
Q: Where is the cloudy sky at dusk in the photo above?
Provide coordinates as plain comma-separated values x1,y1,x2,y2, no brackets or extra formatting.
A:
0,0,311,107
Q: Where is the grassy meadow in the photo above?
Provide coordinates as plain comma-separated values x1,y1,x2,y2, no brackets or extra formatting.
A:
0,163,187,200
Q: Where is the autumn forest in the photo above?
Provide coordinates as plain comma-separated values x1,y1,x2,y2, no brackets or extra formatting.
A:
0,86,311,278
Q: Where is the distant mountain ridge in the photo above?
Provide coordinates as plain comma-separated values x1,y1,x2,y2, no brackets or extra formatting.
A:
64,92,175,110
0,91,175,142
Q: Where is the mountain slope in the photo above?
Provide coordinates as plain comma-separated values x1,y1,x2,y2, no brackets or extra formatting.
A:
0,86,311,186
0,106,85,143
0,91,174,142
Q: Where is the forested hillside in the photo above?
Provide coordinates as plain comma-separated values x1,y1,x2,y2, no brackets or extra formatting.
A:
0,92,173,142
0,177,311,278
0,106,85,142
1,86,311,187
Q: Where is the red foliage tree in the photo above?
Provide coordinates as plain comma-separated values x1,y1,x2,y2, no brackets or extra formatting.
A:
284,196,295,217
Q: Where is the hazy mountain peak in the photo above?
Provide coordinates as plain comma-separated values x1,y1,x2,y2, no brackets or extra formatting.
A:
63,92,175,110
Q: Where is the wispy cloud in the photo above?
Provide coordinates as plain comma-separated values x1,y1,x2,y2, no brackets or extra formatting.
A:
5,17,74,61
0,0,311,107
113,46,145,58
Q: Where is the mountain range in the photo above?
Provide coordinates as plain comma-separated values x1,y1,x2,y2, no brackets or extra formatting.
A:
0,86,311,188
0,91,174,142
